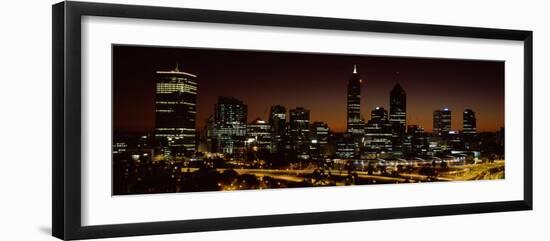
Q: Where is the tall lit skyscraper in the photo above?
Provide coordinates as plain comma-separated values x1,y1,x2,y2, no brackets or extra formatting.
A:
213,96,248,154
461,109,477,150
154,64,198,153
433,108,452,136
462,109,477,134
389,83,407,155
347,65,364,135
269,105,286,152
389,83,407,127
289,107,310,158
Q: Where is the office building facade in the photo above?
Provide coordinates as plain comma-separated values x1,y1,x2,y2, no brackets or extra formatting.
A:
269,105,287,153
433,108,452,136
289,107,310,158
462,109,477,135
212,97,248,154
154,65,198,153
347,65,364,135
364,107,394,157
246,118,272,152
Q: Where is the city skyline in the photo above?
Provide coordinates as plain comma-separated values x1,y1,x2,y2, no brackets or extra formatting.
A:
112,45,505,195
113,45,504,133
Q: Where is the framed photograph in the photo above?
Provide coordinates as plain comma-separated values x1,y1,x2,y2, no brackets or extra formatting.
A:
52,1,533,240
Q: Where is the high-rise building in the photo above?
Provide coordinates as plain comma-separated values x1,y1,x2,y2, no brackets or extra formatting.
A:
289,107,310,158
212,96,248,154
154,65,198,153
389,83,407,155
311,121,329,158
312,122,329,145
461,109,477,151
347,65,364,135
389,83,407,127
334,133,357,159
269,105,287,152
246,118,272,152
403,125,428,156
370,106,387,121
462,109,477,135
447,130,463,151
433,108,452,136
364,107,394,157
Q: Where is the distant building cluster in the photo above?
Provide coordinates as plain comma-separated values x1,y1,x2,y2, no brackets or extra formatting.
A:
114,64,504,163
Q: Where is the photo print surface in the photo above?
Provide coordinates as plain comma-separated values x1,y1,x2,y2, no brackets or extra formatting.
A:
112,45,505,195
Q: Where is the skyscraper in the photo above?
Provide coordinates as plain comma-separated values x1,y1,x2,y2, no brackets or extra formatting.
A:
389,83,407,127
312,122,329,146
213,96,248,154
389,83,407,155
364,107,393,157
461,109,477,150
462,109,477,135
433,108,452,136
269,105,287,153
154,65,198,153
289,107,310,158
311,121,329,159
347,65,364,135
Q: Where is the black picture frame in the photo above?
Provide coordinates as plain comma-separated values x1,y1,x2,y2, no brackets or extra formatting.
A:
52,1,533,240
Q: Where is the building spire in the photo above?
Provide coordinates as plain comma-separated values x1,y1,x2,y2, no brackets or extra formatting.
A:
353,64,357,74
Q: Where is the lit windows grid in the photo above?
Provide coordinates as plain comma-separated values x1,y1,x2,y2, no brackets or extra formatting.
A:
154,70,198,152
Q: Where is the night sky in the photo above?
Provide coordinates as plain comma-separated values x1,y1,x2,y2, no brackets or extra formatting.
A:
113,45,504,133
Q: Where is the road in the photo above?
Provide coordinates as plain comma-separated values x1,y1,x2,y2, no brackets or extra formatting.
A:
182,160,504,185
